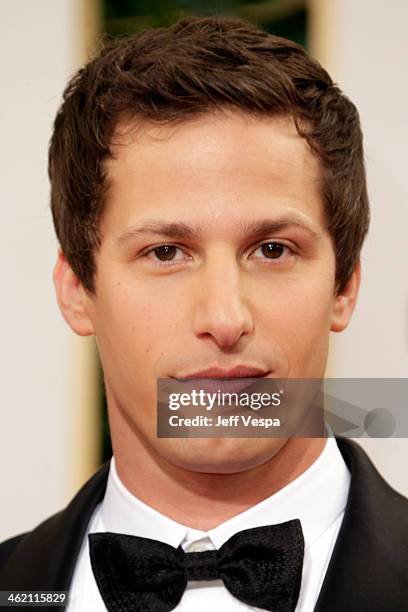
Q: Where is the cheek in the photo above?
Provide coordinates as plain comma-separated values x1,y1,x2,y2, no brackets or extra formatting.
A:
288,282,333,328
259,275,335,370
93,280,183,374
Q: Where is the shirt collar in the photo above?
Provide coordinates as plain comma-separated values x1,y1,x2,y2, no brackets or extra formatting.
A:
100,437,350,551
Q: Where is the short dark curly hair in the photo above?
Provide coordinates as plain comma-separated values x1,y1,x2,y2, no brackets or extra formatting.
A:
49,15,369,295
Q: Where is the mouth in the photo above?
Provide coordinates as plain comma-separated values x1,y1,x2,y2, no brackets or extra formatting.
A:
172,366,271,395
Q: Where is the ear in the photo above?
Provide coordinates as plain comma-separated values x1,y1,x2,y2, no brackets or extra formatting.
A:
330,260,361,333
53,249,95,336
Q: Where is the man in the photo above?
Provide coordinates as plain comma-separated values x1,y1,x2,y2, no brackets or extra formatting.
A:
1,15,407,612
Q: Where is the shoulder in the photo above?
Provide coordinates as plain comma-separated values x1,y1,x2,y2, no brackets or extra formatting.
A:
0,507,64,565
337,438,408,529
0,533,28,567
0,461,110,589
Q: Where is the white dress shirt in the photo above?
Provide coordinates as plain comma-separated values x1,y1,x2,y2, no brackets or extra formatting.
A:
66,437,350,611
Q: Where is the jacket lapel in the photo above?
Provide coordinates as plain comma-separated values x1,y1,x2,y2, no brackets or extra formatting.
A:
314,438,408,611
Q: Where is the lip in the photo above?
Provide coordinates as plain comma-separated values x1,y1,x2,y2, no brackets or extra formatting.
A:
176,365,270,379
171,366,271,395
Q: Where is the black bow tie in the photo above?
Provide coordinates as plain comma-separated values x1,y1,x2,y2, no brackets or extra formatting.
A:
89,520,304,612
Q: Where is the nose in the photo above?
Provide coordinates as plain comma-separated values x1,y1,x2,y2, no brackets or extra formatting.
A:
192,255,254,349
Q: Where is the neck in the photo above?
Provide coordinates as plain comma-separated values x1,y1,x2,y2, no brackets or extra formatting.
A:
109,405,326,531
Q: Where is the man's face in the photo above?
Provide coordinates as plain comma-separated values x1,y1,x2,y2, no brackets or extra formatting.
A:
57,110,359,473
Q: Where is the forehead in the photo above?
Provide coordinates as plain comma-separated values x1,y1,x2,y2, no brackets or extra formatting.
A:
102,110,324,233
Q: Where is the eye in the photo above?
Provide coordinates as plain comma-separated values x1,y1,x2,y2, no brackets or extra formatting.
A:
143,244,189,265
251,241,294,261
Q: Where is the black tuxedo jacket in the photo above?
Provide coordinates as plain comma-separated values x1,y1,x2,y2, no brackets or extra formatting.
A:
1,438,408,611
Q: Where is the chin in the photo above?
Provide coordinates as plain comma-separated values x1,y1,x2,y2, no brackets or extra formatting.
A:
155,437,286,474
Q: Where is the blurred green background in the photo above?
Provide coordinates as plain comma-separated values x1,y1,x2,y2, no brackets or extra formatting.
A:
104,0,307,44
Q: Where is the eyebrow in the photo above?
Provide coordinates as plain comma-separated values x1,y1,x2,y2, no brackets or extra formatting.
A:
116,215,322,247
